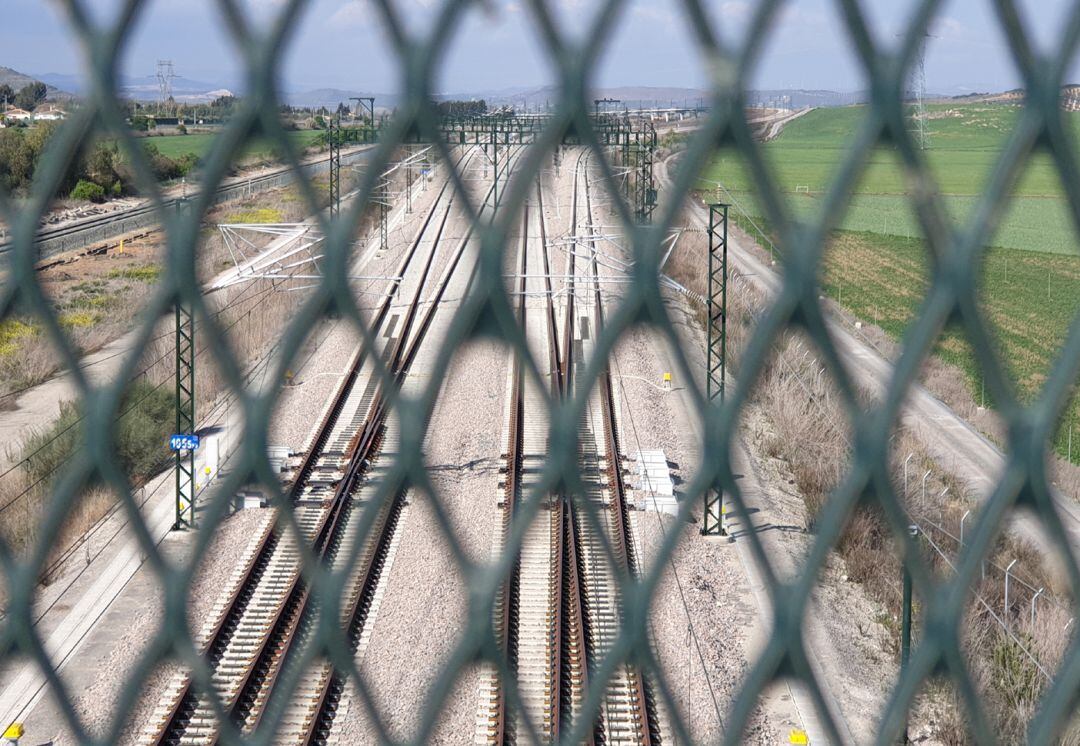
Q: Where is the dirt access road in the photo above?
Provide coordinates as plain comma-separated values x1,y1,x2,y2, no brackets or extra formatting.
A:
658,157,1080,554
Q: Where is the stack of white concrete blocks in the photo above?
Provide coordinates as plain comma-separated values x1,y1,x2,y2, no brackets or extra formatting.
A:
632,450,677,516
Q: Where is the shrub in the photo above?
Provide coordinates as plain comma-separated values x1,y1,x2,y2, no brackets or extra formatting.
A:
71,179,106,203
107,264,161,283
0,318,38,356
227,207,283,224
21,379,174,489
59,311,99,329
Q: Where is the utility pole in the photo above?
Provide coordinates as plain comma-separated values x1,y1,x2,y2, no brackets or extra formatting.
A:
899,32,936,150
703,204,729,536
594,97,620,118
492,120,499,207
900,524,919,744
350,96,375,132
328,116,341,219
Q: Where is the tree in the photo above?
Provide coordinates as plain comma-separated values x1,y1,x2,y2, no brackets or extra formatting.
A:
436,99,488,117
14,82,47,112
71,179,106,203
0,85,13,108
210,94,237,110
83,141,121,193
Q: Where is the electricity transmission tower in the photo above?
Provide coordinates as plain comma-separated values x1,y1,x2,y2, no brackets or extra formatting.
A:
905,33,935,150
157,60,176,108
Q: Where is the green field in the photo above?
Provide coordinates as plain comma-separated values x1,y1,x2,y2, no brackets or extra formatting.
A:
702,104,1079,254
140,129,323,161
701,103,1080,460
820,229,1080,408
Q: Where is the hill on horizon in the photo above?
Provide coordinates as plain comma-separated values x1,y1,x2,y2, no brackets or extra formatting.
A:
0,66,73,101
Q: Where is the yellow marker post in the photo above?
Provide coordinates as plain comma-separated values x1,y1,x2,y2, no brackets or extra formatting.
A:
4,722,24,743
662,372,672,391
789,729,809,745
118,239,124,255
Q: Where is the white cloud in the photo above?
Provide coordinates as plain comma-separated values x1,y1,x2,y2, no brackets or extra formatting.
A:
932,16,969,41
719,1,751,19
632,4,676,27
327,0,374,29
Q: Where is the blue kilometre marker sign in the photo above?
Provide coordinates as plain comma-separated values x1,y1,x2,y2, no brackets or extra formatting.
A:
169,434,201,452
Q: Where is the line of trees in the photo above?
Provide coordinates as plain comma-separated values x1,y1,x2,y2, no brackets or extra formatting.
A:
0,82,49,111
436,99,488,117
0,122,198,200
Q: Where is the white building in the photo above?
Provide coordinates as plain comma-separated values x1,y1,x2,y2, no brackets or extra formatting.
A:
33,106,67,121
1,108,33,122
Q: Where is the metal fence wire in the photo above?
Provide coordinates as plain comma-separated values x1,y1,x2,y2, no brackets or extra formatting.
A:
3,0,1080,743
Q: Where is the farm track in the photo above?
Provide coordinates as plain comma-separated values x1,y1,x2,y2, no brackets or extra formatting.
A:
141,144,522,745
476,150,661,744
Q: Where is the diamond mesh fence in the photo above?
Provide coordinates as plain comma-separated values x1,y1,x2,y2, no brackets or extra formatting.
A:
2,0,1080,743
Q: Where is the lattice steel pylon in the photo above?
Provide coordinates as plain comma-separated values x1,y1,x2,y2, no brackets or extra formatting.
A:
632,124,658,223
378,170,390,251
703,203,728,536
329,118,342,219
171,193,197,531
174,300,196,530
156,59,175,107
908,33,934,151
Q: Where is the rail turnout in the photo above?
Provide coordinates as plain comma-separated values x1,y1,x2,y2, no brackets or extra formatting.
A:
142,145,519,745
476,152,661,744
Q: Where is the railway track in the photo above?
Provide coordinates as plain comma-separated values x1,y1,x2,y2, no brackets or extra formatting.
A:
142,143,522,745
3,146,372,263
477,151,660,744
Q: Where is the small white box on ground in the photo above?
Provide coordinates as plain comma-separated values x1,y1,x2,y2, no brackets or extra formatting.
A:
267,445,293,473
632,450,678,515
236,490,266,510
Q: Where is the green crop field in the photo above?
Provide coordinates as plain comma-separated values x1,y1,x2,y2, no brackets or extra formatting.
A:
139,129,323,161
701,104,1080,254
700,103,1080,461
820,229,1080,409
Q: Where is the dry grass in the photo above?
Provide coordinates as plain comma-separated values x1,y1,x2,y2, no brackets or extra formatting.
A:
0,164,398,566
669,201,1079,742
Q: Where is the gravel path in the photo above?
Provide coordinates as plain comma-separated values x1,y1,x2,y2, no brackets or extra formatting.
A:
334,338,507,743
331,151,516,741
741,405,896,740
612,325,778,742
56,508,271,744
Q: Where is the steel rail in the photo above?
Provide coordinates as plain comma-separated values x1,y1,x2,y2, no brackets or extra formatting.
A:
284,144,525,744
546,160,596,745
219,146,477,738
485,158,595,745
579,153,657,745
145,148,472,746
490,198,530,744
562,151,603,745
3,147,374,263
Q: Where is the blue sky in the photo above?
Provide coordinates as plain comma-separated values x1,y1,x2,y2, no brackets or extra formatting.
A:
2,0,1077,94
